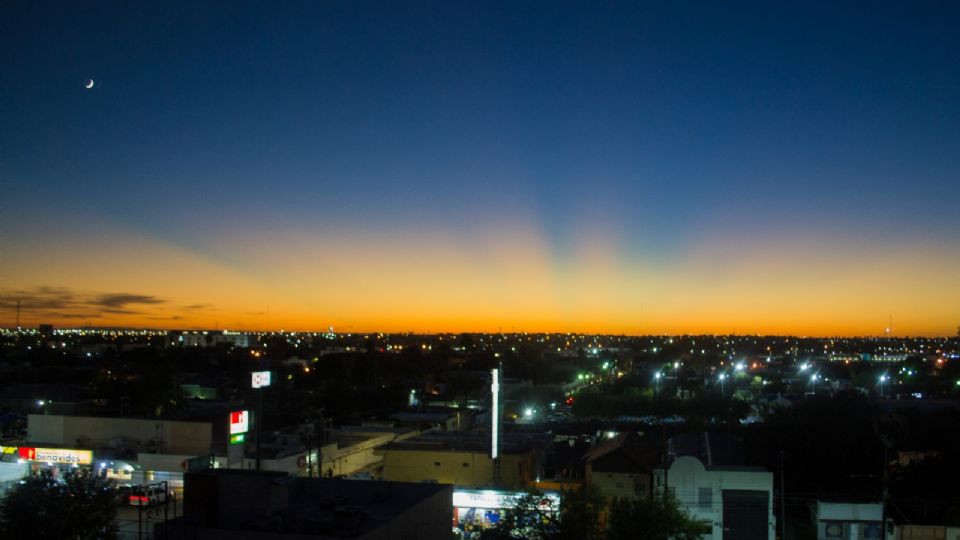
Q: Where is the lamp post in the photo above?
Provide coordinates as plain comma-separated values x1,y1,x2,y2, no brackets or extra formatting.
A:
879,374,888,398
654,371,662,400
810,373,819,394
718,373,727,398
673,362,680,397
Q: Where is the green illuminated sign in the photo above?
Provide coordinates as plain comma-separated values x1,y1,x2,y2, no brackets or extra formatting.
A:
229,433,246,445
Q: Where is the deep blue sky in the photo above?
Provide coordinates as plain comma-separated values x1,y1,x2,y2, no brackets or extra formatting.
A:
2,2,960,333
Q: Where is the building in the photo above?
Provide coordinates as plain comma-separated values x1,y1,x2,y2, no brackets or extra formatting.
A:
893,525,960,540
583,431,656,500
378,431,545,489
814,501,883,540
655,433,775,540
169,330,254,348
28,413,212,456
659,456,775,540
160,469,453,539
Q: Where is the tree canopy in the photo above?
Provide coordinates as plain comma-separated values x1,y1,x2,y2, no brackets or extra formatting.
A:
484,488,699,540
0,470,117,540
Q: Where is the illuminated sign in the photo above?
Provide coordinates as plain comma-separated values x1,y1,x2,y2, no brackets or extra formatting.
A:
229,410,249,435
491,368,499,459
453,490,560,512
251,371,272,389
17,447,93,465
229,433,246,445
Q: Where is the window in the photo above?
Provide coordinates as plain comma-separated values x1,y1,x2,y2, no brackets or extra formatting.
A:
698,487,712,510
667,487,676,499
433,461,441,467
462,462,469,468
824,523,843,538
616,482,624,488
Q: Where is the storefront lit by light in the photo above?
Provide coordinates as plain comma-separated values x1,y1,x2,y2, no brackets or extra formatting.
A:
452,489,560,539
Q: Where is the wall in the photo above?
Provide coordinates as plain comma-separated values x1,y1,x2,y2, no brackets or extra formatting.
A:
665,456,775,540
28,414,212,455
897,525,960,540
380,448,534,489
358,483,453,540
588,469,651,500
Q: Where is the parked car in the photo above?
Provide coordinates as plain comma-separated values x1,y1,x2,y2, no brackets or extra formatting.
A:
129,485,167,507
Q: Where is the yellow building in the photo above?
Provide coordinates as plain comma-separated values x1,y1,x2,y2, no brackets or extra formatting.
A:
379,432,544,489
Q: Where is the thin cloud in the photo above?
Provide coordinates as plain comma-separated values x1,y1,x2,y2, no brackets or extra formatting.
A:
0,286,167,323
91,294,165,309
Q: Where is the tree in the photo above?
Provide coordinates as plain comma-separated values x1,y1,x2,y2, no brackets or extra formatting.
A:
605,494,701,540
554,486,603,540
489,491,559,540
0,470,117,539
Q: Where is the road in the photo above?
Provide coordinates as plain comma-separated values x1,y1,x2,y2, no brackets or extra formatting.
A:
115,500,180,540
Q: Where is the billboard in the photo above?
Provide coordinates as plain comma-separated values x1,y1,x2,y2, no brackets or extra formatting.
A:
251,371,271,389
229,410,249,435
17,447,93,465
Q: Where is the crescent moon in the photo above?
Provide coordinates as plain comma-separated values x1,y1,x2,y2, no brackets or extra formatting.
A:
85,79,95,89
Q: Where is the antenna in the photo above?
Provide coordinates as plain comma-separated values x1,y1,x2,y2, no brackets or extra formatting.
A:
15,300,20,329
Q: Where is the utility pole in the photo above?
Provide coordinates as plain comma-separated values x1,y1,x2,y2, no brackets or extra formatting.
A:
320,412,326,477
162,480,170,540
780,450,787,540
256,384,263,471
880,444,890,540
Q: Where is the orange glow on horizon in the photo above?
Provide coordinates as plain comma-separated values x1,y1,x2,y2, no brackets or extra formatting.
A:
2,221,959,337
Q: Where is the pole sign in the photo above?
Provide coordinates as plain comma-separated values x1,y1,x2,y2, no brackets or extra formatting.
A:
229,433,246,445
229,410,249,435
491,368,500,459
251,371,272,389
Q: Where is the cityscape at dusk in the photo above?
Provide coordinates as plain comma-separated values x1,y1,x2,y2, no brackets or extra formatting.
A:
2,2,960,540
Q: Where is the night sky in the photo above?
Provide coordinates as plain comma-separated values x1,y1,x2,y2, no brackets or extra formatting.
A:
2,1,959,335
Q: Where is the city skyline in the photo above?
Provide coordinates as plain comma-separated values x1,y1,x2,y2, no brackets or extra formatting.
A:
3,2,960,336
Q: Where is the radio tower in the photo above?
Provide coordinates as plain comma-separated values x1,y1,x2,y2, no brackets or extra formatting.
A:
15,300,20,330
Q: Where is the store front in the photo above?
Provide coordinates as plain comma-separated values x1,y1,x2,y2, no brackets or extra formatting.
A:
0,445,94,479
452,489,560,539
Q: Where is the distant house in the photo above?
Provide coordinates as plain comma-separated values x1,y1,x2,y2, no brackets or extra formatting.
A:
583,431,655,500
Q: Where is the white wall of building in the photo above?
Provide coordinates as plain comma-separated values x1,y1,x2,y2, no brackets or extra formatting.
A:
664,456,775,540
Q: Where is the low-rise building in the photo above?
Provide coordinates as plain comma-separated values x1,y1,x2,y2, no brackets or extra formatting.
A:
655,433,775,540
814,501,883,540
379,431,545,489
168,331,254,348
583,431,656,500
160,469,453,539
28,413,212,456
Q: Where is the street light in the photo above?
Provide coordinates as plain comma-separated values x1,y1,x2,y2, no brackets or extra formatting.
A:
718,373,727,397
879,374,889,397
809,373,819,394
673,362,680,397
654,371,662,400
